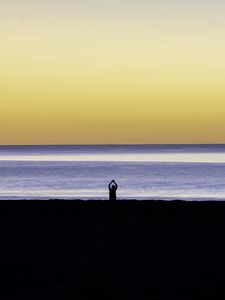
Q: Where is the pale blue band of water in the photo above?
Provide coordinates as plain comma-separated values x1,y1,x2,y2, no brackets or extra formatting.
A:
0,145,225,200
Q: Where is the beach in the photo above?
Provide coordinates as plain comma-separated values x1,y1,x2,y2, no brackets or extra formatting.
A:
0,200,225,299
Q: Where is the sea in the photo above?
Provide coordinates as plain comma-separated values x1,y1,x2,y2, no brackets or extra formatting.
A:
0,144,225,200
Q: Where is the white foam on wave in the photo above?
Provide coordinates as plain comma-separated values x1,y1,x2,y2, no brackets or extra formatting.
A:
1,152,225,163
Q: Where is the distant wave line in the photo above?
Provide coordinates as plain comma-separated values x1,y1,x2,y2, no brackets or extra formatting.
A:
1,153,225,163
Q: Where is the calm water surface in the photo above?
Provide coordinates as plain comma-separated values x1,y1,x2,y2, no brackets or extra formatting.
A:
0,144,225,200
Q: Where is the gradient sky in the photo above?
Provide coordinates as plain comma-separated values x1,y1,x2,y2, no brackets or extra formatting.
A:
1,0,225,144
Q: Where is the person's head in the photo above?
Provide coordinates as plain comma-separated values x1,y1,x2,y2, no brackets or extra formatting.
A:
111,185,116,190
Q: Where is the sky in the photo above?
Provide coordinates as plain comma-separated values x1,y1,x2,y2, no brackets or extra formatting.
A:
0,0,225,144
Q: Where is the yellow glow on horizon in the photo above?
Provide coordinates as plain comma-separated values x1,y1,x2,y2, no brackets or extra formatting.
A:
1,0,225,144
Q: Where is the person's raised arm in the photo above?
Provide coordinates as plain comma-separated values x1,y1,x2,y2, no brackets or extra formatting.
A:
108,180,114,189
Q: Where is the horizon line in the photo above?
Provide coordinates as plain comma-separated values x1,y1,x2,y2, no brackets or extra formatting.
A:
1,143,225,147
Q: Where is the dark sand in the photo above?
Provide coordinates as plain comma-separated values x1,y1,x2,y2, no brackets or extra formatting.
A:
0,200,225,299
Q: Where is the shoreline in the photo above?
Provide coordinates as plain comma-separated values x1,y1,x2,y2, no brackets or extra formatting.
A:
1,198,225,201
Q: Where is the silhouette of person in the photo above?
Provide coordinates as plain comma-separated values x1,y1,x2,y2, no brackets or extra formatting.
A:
108,180,118,201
